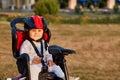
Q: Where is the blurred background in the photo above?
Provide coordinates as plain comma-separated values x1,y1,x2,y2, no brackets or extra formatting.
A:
0,0,120,80
0,0,119,12
0,0,120,24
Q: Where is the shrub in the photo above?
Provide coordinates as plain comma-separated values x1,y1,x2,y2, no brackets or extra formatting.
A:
59,0,68,8
75,5,80,14
34,0,60,16
0,17,7,21
7,13,25,21
43,15,63,24
113,5,119,13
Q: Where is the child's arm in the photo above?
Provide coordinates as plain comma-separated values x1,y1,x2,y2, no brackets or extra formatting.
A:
44,50,54,66
20,40,38,64
32,56,41,64
47,60,54,66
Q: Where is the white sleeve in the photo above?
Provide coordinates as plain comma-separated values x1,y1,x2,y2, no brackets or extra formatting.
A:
42,40,53,61
20,40,33,64
44,50,53,61
20,40,30,55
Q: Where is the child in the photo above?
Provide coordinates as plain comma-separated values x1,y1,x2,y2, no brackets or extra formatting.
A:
20,16,64,80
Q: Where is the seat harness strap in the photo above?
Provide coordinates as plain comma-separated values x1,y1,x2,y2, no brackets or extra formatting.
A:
28,39,45,66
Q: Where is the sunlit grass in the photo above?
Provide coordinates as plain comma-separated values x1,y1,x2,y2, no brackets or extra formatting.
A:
1,22,120,80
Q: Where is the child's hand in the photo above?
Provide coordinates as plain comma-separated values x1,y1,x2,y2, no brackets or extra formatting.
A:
32,56,41,64
47,60,54,66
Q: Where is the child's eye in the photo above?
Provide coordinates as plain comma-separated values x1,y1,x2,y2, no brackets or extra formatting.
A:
31,29,36,32
38,30,41,32
38,29,43,32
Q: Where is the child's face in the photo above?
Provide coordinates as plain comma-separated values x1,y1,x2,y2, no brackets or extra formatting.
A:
29,28,43,41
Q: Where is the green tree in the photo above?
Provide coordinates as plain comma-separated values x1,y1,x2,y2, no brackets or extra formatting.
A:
59,0,68,8
99,0,107,8
34,0,60,16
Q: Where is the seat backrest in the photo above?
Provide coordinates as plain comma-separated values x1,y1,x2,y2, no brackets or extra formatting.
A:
10,18,51,58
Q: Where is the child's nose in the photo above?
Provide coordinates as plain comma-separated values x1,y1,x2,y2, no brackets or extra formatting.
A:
35,31,38,33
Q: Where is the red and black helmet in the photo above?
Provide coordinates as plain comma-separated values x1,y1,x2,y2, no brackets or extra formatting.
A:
10,16,51,54
23,15,51,41
24,15,47,31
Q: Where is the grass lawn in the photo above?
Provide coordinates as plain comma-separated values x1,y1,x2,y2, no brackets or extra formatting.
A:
0,21,120,80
